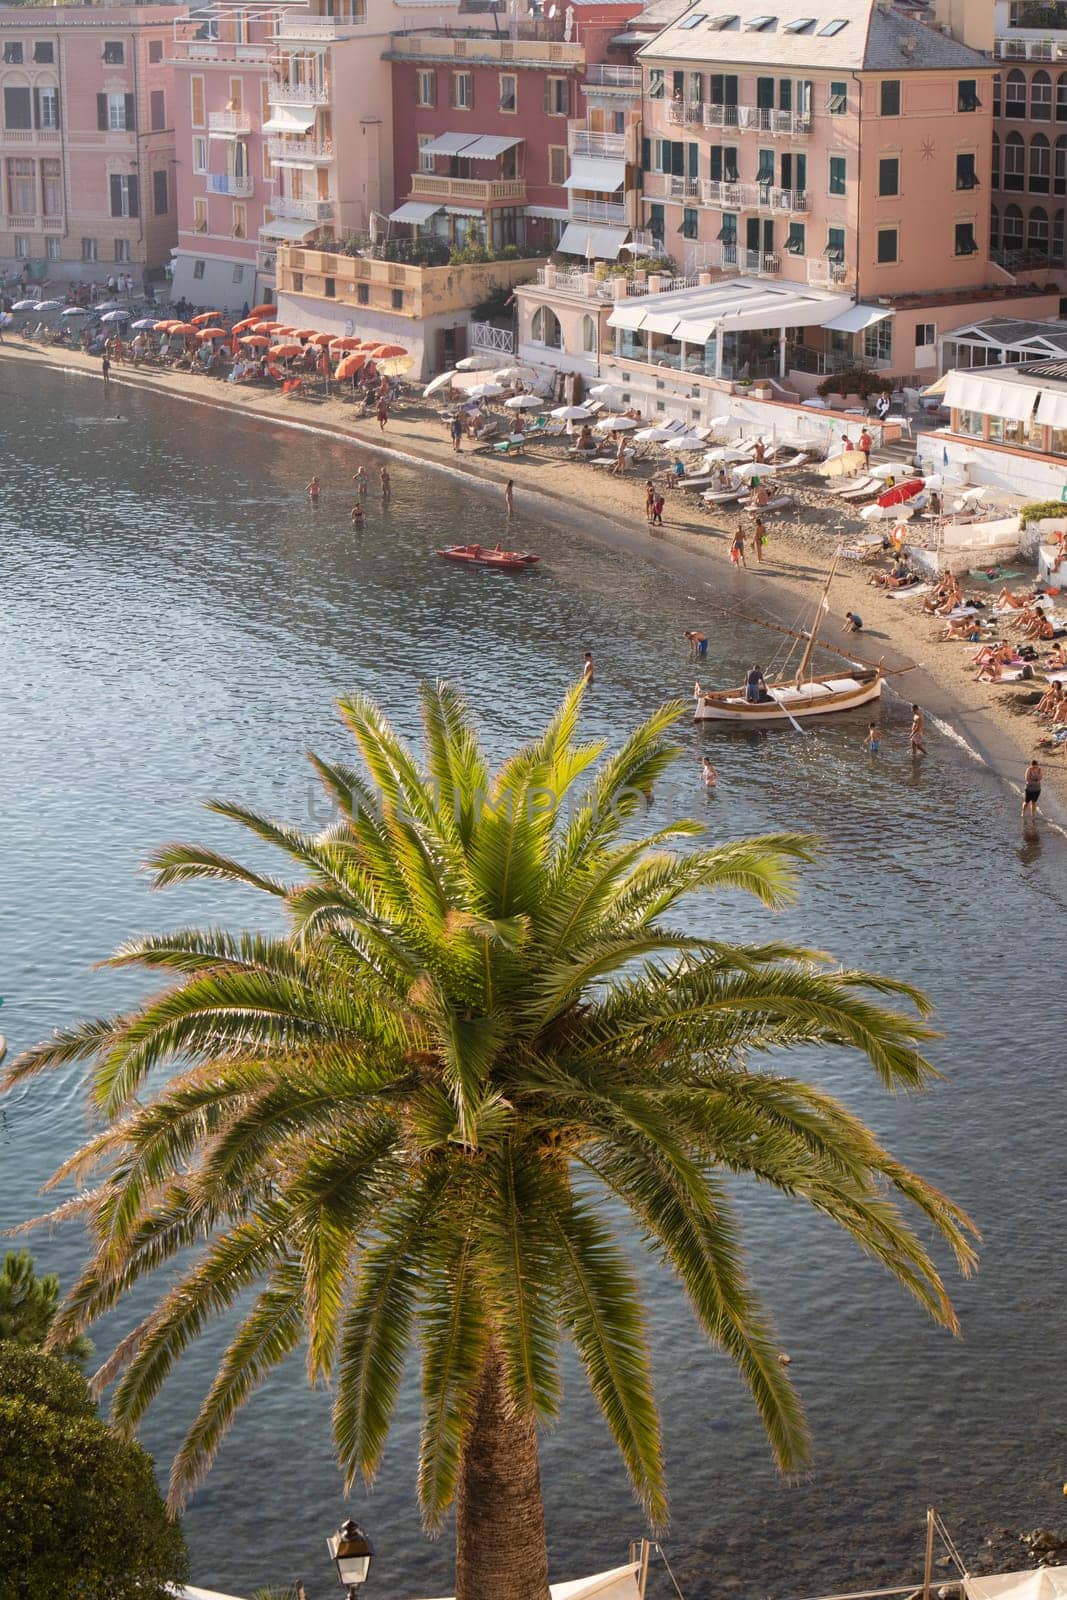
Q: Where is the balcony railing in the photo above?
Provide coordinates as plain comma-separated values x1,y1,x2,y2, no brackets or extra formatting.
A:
267,136,334,163
806,258,848,287
701,102,812,134
701,178,809,211
410,173,525,204
534,265,700,297
267,77,331,105
207,172,255,196
208,109,253,134
176,40,271,62
568,127,626,157
667,100,705,125
6,213,38,231
585,63,641,89
995,35,1067,58
275,11,365,39
569,196,626,223
271,195,335,220
470,320,515,353
718,243,781,276
0,126,60,144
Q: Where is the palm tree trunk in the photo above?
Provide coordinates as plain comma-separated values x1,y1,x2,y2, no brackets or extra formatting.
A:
455,1342,550,1600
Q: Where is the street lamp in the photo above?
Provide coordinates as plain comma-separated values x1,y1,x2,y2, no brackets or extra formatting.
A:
327,1520,374,1598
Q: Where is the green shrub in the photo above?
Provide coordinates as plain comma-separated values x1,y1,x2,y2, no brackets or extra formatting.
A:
1020,499,1067,522
816,367,892,400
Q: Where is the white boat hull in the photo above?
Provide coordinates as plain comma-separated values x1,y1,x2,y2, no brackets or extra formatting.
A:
694,672,882,722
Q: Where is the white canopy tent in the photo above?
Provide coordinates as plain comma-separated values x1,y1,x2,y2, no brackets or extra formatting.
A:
966,1570,1067,1600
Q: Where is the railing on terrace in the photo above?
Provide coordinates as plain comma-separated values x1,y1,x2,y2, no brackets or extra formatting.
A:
207,172,255,196
470,321,514,353
701,178,810,212
388,32,583,64
534,266,700,297
585,63,641,89
271,195,335,220
275,11,365,38
667,100,705,125
411,173,525,203
208,109,253,134
176,39,271,61
569,197,626,223
267,78,331,105
995,35,1067,57
806,258,848,287
267,136,334,162
719,243,782,276
568,127,626,157
0,126,60,143
701,102,812,134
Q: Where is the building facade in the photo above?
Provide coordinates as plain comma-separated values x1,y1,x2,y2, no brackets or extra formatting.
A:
0,3,182,287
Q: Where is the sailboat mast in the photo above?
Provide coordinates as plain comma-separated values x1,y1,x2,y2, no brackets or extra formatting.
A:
797,553,840,681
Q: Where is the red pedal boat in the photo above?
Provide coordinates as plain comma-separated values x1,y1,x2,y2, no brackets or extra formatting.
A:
437,543,540,571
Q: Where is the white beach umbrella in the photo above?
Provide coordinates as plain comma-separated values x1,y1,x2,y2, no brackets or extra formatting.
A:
551,404,593,421
11,298,38,310
596,414,640,430
921,473,943,490
704,446,752,464
634,426,679,443
504,393,543,411
93,300,124,313
466,381,505,401
671,434,711,451
131,317,159,330
495,365,538,384
33,299,64,311
61,306,90,319
100,309,130,323
455,352,499,371
869,462,900,480
423,370,458,397
587,383,622,400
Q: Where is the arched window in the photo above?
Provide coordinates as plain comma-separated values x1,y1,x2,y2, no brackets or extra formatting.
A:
1056,135,1067,195
580,314,596,354
990,203,1000,250
1055,208,1065,261
1032,70,1052,120
531,305,562,349
1058,72,1067,121
993,72,1002,117
1003,203,1024,249
1005,69,1027,117
992,131,1001,188
1028,205,1049,253
1030,133,1051,193
1005,131,1025,190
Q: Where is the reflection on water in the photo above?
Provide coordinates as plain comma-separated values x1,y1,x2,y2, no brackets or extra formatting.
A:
1,369,1065,1600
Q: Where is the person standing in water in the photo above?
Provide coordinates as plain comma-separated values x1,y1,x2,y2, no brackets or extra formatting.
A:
1022,757,1042,823
351,502,364,527
909,704,927,756
863,722,880,755
380,465,391,501
582,651,595,682
504,479,514,518
306,475,320,501
353,465,368,495
701,756,717,787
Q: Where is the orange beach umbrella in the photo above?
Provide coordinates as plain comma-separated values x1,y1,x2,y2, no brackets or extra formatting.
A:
329,336,362,351
292,328,321,341
253,320,281,334
310,331,336,346
335,353,368,379
231,317,259,334
366,343,407,358
190,311,223,326
271,342,303,359
196,327,228,341
249,303,277,318
240,334,271,348
168,323,196,336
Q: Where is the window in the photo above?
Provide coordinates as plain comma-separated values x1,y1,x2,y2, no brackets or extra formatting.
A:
81,237,97,261
324,276,336,298
3,42,23,64
648,68,664,99
545,76,569,115
499,72,517,112
228,77,243,114
37,87,59,130
916,322,936,346
103,41,124,64
581,314,596,353
829,155,846,195
548,144,566,185
783,16,815,30
1058,72,1067,122
756,76,774,109
452,70,472,109
744,13,775,28
418,133,435,173
99,92,135,132
864,318,892,363
880,79,900,116
114,237,130,262
1030,133,1051,193
680,206,698,238
876,227,897,263
1028,205,1049,253
415,68,436,107
755,147,774,183
1005,132,1025,190
148,38,163,63
109,173,139,218
357,282,369,304
957,79,980,112
33,41,54,63
648,201,664,243
193,135,207,174
990,204,1000,248
153,168,168,214
827,81,846,113
232,201,246,238
826,225,844,261
1031,71,1051,120
46,235,59,260
191,75,205,128
993,73,1002,116
818,17,847,33
1056,135,1067,195
41,157,61,215
954,220,978,255
150,89,165,130
1005,69,1026,117
709,144,738,181
263,140,272,181
531,305,562,347
384,286,400,311
1003,203,1023,249
707,13,738,27
785,222,804,253
956,152,977,190
879,157,899,196
193,259,206,280
4,87,32,131
992,132,1001,187
717,211,737,244
290,270,303,292
13,234,28,258
193,197,207,232
6,157,35,213
261,79,271,125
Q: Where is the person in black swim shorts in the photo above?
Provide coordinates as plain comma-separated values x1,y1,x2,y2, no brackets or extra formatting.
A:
1023,758,1042,823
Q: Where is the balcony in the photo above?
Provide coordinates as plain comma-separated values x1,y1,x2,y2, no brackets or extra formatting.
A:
667,100,706,125
267,136,334,163
806,258,848,287
208,109,253,135
718,243,782,276
410,173,526,205
569,196,626,223
568,126,626,157
585,63,641,91
271,195,335,220
275,11,365,39
0,126,60,145
702,102,812,134
207,172,255,196
995,35,1067,58
267,77,331,106
700,178,809,212
6,213,38,231
176,40,271,62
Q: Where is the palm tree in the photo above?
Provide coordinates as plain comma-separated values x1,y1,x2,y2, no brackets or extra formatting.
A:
5,685,977,1600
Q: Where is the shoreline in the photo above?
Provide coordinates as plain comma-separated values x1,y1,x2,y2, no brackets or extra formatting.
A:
5,335,1064,828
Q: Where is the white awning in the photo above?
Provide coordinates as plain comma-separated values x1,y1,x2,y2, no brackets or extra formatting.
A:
463,133,523,159
565,156,626,192
609,279,849,340
445,205,484,217
389,200,442,223
527,205,571,220
275,158,318,170
556,222,628,259
1037,387,1067,429
607,303,651,332
259,217,319,241
422,132,479,157
945,370,1040,421
822,303,894,334
262,106,316,134
208,127,244,141
643,309,684,336
675,316,717,343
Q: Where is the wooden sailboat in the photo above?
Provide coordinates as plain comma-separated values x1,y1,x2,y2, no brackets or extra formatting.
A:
693,556,884,724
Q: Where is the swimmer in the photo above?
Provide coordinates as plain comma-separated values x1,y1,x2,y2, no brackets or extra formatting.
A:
353,466,368,495
306,475,320,501
863,722,880,755
380,465,391,500
701,756,717,787
582,651,595,682
351,502,364,526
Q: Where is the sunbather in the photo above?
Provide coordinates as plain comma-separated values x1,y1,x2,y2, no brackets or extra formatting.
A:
939,614,985,642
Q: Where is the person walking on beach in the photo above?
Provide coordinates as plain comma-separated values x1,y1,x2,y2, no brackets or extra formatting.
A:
858,428,873,469
582,651,595,682
611,436,627,477
380,465,391,502
645,481,656,524
730,526,746,568
450,413,464,453
650,493,664,526
376,397,389,432
909,704,927,757
306,475,320,502
504,479,514,518
863,722,881,755
1022,758,1042,823
101,351,111,388
752,518,767,564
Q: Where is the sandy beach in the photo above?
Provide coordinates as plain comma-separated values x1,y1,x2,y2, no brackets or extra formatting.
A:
4,333,1064,825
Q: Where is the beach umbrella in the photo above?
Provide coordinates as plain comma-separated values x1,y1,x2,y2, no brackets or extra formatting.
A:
495,365,538,385
455,352,499,371
376,354,415,377
131,317,158,330
168,322,196,336
367,343,407,358
195,327,227,341
93,300,124,313
596,414,640,431
61,306,90,319
703,445,751,464
504,394,543,411
271,342,303,359
34,299,64,311
671,434,710,451
329,337,362,351
634,426,679,443
292,328,321,340
587,383,621,400
308,332,335,347
252,320,281,334
466,381,504,401
240,334,271,349
423,370,457,397
231,317,260,335
552,404,593,421
335,353,367,380
190,311,223,326
11,298,38,310
249,303,277,318
100,309,130,323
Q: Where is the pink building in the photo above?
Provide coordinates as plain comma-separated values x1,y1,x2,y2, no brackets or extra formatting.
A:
0,3,182,288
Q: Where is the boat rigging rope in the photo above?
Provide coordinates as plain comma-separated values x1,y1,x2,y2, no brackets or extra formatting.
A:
930,1512,968,1576
653,1543,689,1600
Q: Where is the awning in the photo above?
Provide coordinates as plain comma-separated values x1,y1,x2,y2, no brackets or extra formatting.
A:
1037,387,1067,429
822,304,893,334
966,1571,1067,1600
422,132,479,157
262,106,316,134
607,303,651,332
944,370,1039,421
565,156,626,192
389,200,442,224
208,127,244,141
275,158,318,170
556,222,627,259
463,133,523,160
526,205,570,221
259,217,319,241
642,309,684,336
445,205,484,218
675,316,718,344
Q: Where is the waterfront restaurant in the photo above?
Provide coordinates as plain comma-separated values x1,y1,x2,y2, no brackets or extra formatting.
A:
940,359,1067,498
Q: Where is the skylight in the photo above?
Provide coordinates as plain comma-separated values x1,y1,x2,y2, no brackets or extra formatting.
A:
706,13,738,27
782,15,815,29
679,12,708,26
744,13,776,27
818,17,848,33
